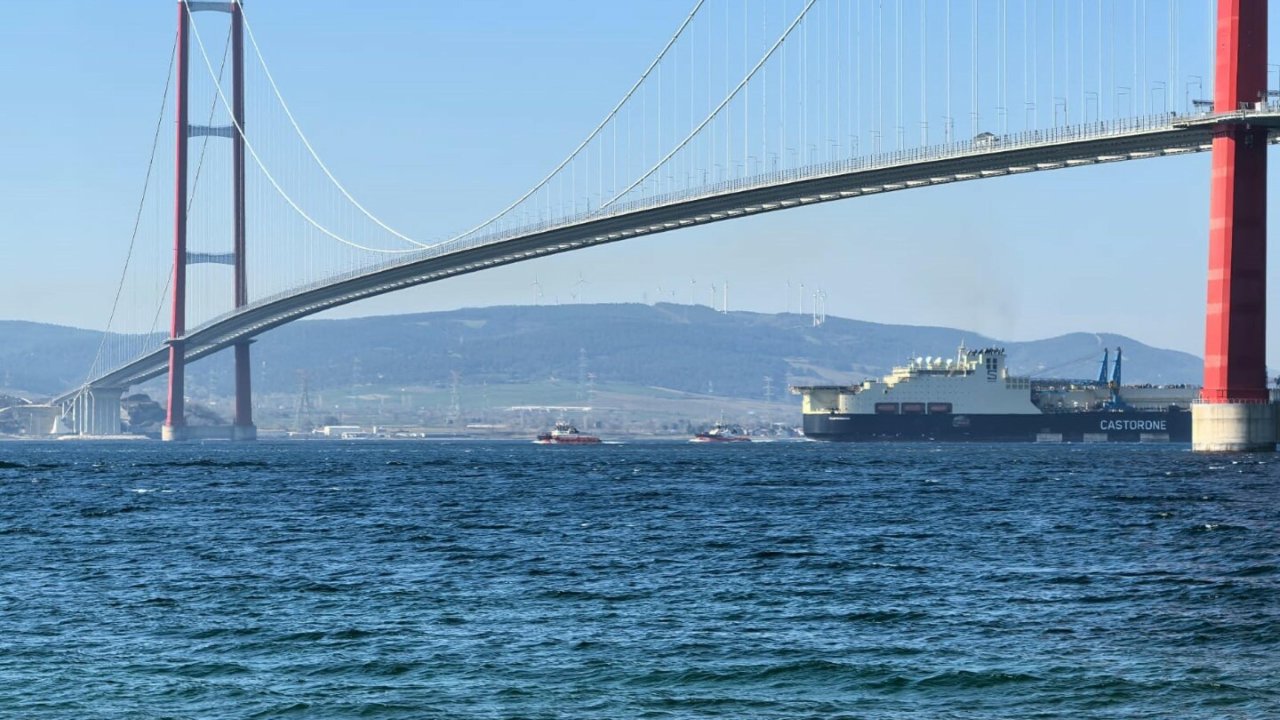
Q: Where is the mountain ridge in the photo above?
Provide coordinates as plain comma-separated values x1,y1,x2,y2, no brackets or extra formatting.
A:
0,303,1203,399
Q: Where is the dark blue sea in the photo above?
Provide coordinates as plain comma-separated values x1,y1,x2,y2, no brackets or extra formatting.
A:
1,440,1276,719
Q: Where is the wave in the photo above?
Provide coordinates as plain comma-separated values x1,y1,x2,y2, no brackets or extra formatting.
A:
535,588,649,603
916,668,1043,688
748,549,822,560
131,459,273,469
839,609,930,624
1229,564,1278,577
78,505,151,518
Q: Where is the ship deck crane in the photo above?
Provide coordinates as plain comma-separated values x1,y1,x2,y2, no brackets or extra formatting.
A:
1104,347,1128,409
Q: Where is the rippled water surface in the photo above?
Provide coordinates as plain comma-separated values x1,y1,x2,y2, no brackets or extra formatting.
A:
1,441,1276,718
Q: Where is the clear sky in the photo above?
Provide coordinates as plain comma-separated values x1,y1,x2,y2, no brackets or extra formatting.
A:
2,1,1279,363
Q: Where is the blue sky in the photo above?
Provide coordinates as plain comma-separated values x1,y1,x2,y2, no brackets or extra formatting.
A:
2,1,1278,362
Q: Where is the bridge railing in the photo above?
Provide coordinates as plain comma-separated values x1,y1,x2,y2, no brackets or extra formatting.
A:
186,111,1221,339
107,106,1280,373
460,109,1221,250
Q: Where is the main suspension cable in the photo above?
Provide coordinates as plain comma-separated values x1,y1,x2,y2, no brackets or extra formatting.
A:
183,0,420,255
451,0,708,240
146,28,234,343
240,6,434,249
602,0,818,209
82,32,178,387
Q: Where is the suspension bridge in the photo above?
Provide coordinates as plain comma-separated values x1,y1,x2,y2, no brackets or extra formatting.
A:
52,0,1279,450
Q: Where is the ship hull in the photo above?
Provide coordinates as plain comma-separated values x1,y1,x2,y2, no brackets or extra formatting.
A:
534,437,601,445
803,409,1191,443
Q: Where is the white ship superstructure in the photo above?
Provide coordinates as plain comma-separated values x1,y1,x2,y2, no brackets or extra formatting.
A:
800,346,1039,417
792,345,1195,442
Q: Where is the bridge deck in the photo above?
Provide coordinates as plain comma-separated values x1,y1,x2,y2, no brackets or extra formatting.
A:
60,108,1280,403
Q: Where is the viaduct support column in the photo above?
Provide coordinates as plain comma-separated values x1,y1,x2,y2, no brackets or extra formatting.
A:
78,387,124,437
1193,0,1275,451
162,0,191,442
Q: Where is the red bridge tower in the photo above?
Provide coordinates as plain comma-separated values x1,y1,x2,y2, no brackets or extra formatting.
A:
162,0,255,442
1193,0,1275,450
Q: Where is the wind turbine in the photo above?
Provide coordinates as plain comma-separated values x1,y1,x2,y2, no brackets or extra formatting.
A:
531,275,543,305
572,272,588,303
812,289,828,326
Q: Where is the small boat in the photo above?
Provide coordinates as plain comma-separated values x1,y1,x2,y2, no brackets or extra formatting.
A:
534,421,601,445
690,422,752,443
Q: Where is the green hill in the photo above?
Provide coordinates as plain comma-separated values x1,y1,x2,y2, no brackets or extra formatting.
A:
240,303,1201,398
0,303,1202,401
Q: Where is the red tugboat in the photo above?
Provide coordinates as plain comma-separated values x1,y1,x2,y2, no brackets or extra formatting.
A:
690,422,752,443
534,421,601,445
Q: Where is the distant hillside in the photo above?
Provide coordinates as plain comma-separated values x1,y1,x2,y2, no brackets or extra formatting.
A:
0,321,104,396
0,304,1202,399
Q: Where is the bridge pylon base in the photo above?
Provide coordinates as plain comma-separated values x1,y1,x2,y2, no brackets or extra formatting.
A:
162,425,254,442
1191,402,1279,452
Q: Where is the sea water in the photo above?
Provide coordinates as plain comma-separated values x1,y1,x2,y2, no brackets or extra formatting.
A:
0,441,1275,718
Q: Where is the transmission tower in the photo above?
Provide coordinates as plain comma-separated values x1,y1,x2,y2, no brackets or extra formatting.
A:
294,370,313,432
447,371,461,426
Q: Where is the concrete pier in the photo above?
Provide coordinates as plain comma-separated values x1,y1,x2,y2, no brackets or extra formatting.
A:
1191,402,1279,452
74,387,123,437
162,425,252,441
